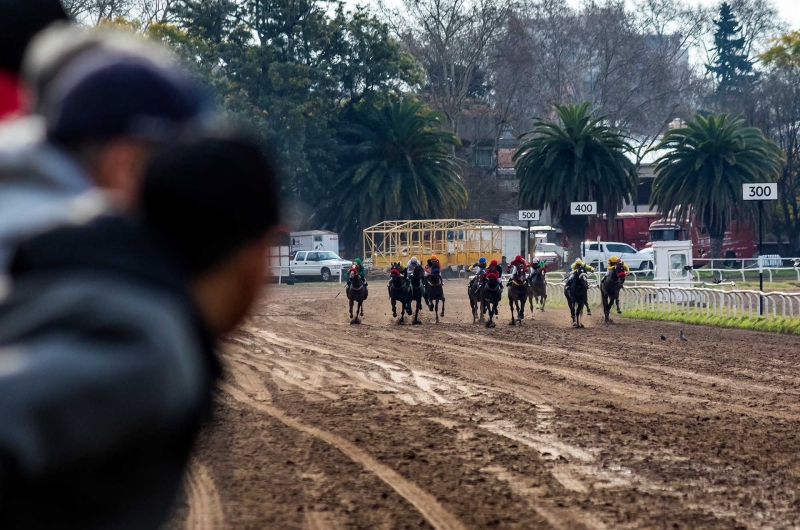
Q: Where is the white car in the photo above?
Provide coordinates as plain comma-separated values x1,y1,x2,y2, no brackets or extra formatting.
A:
582,241,654,271
290,250,352,281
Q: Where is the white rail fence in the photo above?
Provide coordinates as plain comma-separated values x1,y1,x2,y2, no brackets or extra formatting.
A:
545,282,800,320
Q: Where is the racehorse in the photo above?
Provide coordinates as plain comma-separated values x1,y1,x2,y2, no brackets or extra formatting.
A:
600,261,627,323
482,273,502,328
388,268,412,323
507,265,528,326
425,268,446,323
346,269,365,324
565,272,589,328
408,264,425,325
468,276,484,323
527,266,547,313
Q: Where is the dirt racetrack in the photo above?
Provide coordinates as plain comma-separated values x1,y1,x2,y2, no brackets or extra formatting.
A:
167,279,800,530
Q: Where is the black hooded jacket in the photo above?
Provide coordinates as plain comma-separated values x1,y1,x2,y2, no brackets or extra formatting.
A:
0,215,217,529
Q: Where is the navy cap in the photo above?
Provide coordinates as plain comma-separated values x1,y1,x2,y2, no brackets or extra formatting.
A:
45,53,211,144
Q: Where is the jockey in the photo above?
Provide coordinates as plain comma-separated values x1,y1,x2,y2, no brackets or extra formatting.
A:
486,259,504,292
346,257,368,296
530,258,547,275
406,256,421,278
469,256,488,289
425,255,441,275
566,258,593,315
604,255,630,281
387,263,404,295
506,254,527,286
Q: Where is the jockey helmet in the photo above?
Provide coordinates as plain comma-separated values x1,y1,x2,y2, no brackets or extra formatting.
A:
514,254,523,262
609,255,620,264
479,257,487,264
410,256,419,264
573,258,584,267
490,259,498,266
430,255,438,261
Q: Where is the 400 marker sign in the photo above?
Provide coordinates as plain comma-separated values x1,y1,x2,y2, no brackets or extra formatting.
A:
571,202,597,215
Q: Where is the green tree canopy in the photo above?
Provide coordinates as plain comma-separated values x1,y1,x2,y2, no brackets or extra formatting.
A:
162,0,421,228
331,98,468,241
650,114,783,259
513,102,637,264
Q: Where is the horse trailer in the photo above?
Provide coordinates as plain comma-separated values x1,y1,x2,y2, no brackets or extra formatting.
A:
290,231,340,256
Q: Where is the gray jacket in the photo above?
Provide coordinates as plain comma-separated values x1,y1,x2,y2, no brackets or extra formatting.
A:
0,133,107,272
0,216,217,529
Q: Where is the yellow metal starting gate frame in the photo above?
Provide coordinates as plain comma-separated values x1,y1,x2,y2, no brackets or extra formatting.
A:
363,219,502,269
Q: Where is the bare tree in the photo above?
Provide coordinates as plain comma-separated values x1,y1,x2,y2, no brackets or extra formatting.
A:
63,0,134,25
380,0,512,133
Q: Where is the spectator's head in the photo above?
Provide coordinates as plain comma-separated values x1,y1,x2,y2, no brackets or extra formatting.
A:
23,25,176,112
0,0,69,118
41,52,212,209
142,136,280,335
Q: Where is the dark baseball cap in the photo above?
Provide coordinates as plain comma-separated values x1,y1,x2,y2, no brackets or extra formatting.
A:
44,52,213,144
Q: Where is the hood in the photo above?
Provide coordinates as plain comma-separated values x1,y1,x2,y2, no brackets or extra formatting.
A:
0,140,100,270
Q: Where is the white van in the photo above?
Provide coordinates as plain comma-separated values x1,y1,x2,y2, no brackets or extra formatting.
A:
582,241,654,270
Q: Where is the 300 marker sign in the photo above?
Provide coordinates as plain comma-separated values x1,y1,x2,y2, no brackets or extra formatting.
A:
743,183,778,201
571,202,597,215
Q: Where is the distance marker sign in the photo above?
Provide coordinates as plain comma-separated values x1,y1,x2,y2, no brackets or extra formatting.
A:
518,210,540,222
743,183,778,201
570,202,597,215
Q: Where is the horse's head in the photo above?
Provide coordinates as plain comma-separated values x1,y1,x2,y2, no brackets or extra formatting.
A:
413,265,425,279
389,269,404,288
428,268,442,285
614,261,627,278
485,272,500,291
511,266,526,285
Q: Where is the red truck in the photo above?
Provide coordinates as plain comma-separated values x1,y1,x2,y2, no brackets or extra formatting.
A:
583,213,757,266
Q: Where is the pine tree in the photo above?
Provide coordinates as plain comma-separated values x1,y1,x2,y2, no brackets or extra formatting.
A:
707,2,755,97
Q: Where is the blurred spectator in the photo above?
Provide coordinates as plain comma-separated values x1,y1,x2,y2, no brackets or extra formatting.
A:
0,0,69,120
0,136,279,529
0,49,212,272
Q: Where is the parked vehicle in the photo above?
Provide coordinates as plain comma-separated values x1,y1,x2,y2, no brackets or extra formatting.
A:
583,213,757,267
290,250,351,282
581,241,654,270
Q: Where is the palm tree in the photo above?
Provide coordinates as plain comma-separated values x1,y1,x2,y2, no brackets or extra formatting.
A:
514,102,637,267
332,98,468,238
650,114,783,262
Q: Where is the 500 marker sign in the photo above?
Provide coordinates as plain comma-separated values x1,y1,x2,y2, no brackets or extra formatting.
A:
518,210,540,222
571,202,597,215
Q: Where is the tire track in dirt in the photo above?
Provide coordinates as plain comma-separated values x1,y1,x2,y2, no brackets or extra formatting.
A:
184,461,225,530
222,362,467,530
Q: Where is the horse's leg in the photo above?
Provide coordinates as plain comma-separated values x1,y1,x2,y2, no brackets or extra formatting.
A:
391,297,397,318
509,296,516,326
615,292,622,314
349,298,354,321
440,296,445,317
360,297,364,317
434,300,439,323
